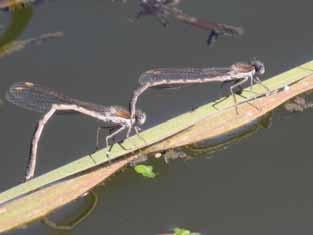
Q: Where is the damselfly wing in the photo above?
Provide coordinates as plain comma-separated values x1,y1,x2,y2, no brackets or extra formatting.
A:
5,82,131,122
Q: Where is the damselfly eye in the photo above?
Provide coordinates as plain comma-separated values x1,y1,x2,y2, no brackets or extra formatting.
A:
251,60,265,75
135,110,146,125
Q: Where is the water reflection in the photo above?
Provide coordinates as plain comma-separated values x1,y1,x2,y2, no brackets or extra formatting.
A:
42,190,98,231
163,113,273,160
0,7,32,46
131,114,273,167
0,7,32,107
0,0,42,11
0,7,63,108
0,31,63,58
0,6,63,58
119,0,243,46
284,92,313,113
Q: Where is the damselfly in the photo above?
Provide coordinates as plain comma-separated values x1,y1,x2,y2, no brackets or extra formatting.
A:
129,60,270,131
120,0,244,46
5,82,146,181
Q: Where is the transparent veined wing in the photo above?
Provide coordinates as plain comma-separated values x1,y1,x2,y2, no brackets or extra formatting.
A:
5,82,114,115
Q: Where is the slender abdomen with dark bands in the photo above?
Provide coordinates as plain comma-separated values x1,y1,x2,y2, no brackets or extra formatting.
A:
138,67,231,89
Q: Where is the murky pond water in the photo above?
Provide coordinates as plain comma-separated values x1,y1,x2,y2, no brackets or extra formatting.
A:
0,0,313,234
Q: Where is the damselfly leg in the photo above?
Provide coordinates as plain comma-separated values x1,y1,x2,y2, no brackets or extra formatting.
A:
230,77,249,114
96,126,130,151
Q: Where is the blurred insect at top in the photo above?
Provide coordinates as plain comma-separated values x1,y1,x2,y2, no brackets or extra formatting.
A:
0,0,44,11
121,0,244,46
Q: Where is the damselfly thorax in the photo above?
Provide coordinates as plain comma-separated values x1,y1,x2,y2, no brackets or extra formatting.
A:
230,63,257,79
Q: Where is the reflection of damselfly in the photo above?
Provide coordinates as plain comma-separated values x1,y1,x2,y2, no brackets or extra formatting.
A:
5,82,146,181
126,0,244,46
129,60,270,131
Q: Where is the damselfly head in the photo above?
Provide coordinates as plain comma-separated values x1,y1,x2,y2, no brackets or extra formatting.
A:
135,109,146,125
251,60,265,75
139,0,164,10
140,0,154,6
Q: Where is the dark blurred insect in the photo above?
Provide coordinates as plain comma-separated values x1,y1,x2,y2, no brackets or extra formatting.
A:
0,0,42,11
129,60,270,132
5,82,146,181
116,0,244,46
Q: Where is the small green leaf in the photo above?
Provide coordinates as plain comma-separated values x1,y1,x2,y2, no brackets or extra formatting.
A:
173,228,202,235
174,228,190,235
134,164,156,178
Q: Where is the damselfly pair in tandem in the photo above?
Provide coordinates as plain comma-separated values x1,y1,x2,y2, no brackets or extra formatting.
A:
6,60,269,182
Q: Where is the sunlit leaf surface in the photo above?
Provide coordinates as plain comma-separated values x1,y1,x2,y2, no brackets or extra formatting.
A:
173,227,202,235
134,164,156,178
